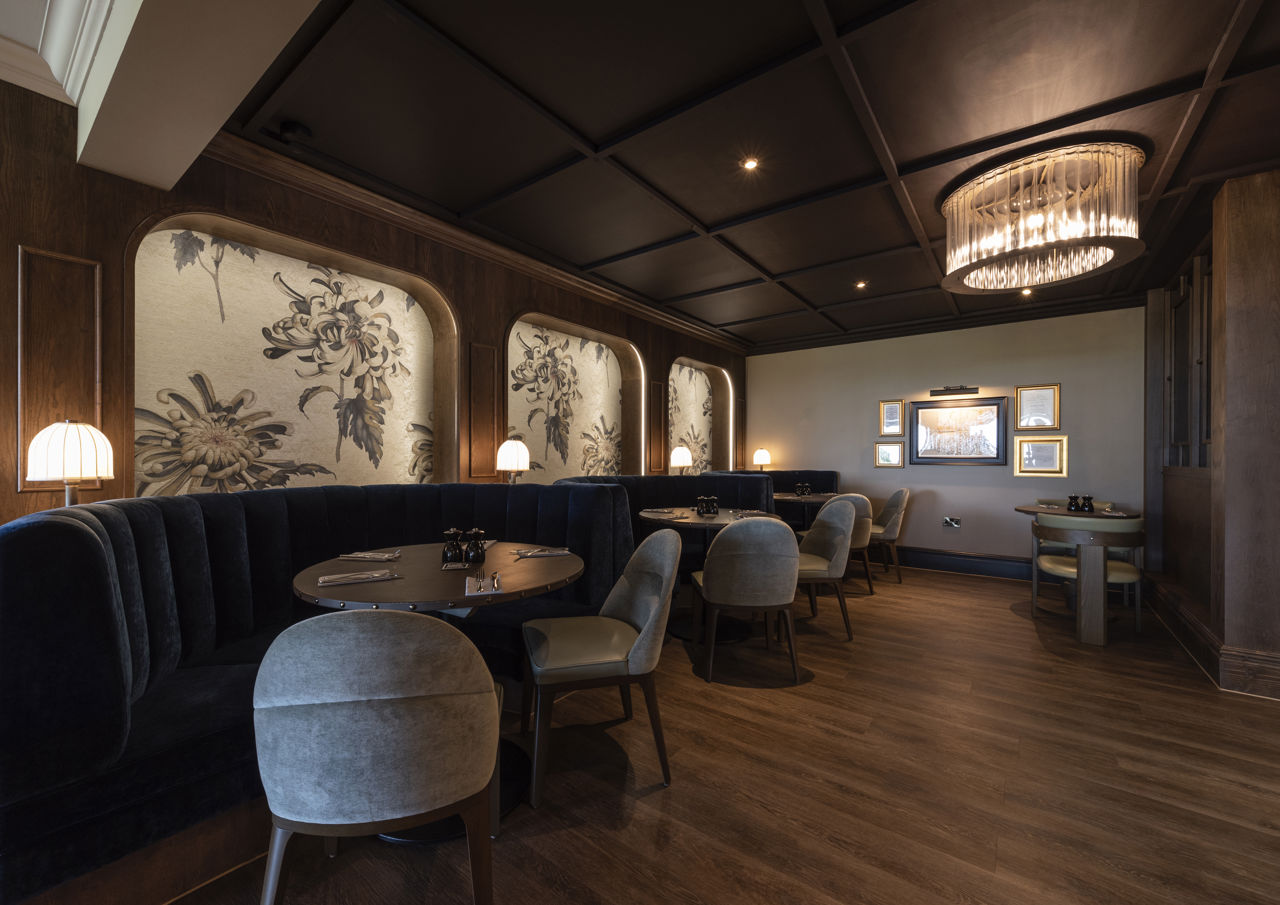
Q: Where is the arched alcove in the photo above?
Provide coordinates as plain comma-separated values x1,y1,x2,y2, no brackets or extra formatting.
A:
131,214,459,493
668,357,735,472
505,312,645,480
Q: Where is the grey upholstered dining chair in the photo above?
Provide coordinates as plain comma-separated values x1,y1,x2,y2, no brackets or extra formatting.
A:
1031,513,1146,630
1033,498,1115,556
254,611,500,905
870,488,910,583
693,517,801,684
520,529,681,808
796,500,856,641
800,492,876,595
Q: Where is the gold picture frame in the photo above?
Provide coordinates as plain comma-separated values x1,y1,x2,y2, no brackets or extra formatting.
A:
1014,435,1067,477
879,399,905,436
1015,383,1060,430
874,441,904,468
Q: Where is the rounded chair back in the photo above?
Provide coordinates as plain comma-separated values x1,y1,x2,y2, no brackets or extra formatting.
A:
798,500,856,578
699,517,799,608
875,488,910,541
254,610,499,827
815,492,872,550
600,529,682,675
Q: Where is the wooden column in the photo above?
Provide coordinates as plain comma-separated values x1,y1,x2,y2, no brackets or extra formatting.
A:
1211,169,1280,695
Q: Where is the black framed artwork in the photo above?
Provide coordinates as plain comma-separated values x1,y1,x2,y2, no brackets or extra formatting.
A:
908,396,1008,465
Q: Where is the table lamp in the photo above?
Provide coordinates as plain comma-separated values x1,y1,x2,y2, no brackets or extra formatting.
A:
752,448,771,470
496,439,530,483
26,420,114,507
670,445,692,475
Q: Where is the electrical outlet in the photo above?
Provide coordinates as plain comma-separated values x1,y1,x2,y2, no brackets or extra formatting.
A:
942,516,961,528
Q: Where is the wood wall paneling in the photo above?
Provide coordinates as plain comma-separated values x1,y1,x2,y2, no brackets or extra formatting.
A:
16,246,102,494
469,343,499,478
649,381,667,474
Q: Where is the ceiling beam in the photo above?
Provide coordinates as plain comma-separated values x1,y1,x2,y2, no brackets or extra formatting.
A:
802,0,961,317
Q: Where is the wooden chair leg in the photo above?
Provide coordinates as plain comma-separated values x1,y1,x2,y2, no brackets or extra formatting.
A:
704,605,720,682
530,686,555,808
639,674,671,786
459,794,494,905
833,581,852,641
807,583,818,617
781,609,801,685
489,745,501,839
1135,579,1142,632
520,658,534,736
619,683,633,720
881,542,892,572
862,550,875,594
259,824,292,905
891,542,903,583
764,610,774,651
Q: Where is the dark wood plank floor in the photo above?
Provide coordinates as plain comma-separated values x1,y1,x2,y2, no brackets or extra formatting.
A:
179,570,1280,905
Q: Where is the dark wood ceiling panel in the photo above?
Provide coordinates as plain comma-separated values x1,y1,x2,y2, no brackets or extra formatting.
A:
826,0,915,32
828,291,952,330
592,236,759,300
471,159,692,266
900,94,1197,242
401,0,817,142
1228,1,1280,75
781,249,936,305
847,0,1238,163
719,184,913,274
1173,68,1280,185
723,311,833,343
668,283,805,325
614,58,881,225
249,0,576,212
952,292,1043,316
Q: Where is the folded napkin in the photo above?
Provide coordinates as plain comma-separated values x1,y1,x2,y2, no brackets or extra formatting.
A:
513,547,572,558
465,575,505,596
339,550,400,561
316,569,400,587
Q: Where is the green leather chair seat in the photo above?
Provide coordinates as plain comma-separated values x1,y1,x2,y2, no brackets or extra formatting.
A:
1036,554,1141,583
797,552,833,579
522,616,639,684
869,523,885,537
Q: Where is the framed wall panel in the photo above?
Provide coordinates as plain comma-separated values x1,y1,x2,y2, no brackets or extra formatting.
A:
469,342,499,477
649,380,667,473
17,247,102,493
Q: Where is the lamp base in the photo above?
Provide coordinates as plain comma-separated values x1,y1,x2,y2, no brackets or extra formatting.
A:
64,482,79,508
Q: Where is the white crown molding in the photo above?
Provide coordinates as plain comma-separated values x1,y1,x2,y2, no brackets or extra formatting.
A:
39,0,113,105
0,30,70,103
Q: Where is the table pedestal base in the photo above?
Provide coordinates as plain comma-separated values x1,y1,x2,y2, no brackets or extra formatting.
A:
378,738,530,844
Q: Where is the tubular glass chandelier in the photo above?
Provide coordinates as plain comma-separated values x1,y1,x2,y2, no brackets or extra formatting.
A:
941,142,1145,293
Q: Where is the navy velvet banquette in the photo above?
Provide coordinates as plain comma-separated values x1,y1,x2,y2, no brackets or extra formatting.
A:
0,481,630,903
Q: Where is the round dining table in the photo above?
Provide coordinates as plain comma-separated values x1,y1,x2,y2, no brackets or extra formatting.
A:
1015,504,1142,646
293,541,584,612
772,491,837,529
292,540,584,843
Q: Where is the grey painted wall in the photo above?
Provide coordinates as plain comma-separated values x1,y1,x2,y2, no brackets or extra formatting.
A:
746,307,1145,559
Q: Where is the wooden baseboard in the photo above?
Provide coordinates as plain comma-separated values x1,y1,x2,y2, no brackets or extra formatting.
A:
1219,647,1280,698
22,798,270,905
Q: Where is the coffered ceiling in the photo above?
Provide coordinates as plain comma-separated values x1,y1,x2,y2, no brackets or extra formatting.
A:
226,0,1280,354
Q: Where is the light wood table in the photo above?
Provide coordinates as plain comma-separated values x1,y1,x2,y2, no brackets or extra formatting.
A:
1015,505,1142,645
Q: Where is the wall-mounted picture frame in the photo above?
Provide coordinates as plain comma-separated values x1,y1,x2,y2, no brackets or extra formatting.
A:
874,441,904,468
909,396,1007,465
1014,436,1068,477
1015,383,1060,430
879,399,904,436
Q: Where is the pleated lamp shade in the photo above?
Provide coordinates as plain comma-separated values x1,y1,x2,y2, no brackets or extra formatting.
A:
26,421,114,506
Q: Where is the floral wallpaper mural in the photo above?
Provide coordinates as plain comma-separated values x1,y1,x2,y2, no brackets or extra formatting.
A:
507,321,622,482
134,228,434,495
668,363,713,473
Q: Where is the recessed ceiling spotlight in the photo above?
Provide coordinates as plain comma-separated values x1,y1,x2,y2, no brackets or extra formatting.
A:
1021,288,1033,296
741,157,759,170
855,281,868,289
